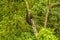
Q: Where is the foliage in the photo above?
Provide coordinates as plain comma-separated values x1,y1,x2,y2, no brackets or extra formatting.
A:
37,28,58,40
0,0,60,40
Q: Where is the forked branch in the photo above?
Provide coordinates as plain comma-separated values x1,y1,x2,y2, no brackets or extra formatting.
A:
44,0,60,28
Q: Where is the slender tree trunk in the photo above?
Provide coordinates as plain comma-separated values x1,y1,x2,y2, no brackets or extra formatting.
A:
24,0,37,36
31,19,38,36
44,0,50,28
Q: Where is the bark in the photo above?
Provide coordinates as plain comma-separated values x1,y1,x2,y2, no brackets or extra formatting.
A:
24,0,38,36
44,0,51,28
44,0,60,28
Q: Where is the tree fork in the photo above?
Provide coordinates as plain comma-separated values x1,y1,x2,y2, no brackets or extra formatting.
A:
44,0,60,28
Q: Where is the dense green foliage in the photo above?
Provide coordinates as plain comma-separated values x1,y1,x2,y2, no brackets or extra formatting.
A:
0,0,60,40
37,28,58,40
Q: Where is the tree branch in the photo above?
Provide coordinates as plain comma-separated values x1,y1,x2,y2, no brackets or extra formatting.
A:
51,3,60,8
24,0,38,36
44,0,51,28
44,1,60,28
